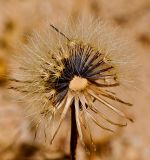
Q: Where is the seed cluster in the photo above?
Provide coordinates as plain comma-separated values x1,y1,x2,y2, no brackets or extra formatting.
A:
9,22,133,145
41,41,117,106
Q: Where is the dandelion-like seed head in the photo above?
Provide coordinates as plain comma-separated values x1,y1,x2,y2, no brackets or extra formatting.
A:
9,17,134,146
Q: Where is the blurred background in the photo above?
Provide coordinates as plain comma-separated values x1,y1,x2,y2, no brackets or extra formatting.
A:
0,0,150,160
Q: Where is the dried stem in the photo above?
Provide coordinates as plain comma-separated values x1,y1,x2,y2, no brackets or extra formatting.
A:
70,102,78,160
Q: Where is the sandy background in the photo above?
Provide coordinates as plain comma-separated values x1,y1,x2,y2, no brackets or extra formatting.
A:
0,0,150,160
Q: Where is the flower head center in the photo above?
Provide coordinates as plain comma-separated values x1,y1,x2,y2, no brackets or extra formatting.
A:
69,76,88,91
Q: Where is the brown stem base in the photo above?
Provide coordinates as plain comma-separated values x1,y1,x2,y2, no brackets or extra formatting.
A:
70,103,78,160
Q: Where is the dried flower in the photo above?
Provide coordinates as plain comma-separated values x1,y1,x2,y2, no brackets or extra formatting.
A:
9,17,134,147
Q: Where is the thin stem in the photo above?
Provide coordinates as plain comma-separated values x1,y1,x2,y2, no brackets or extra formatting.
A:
70,102,78,160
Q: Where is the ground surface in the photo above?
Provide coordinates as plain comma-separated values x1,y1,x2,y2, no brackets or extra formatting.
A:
0,0,150,160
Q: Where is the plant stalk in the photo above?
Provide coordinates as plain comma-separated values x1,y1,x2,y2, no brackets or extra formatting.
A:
70,103,78,160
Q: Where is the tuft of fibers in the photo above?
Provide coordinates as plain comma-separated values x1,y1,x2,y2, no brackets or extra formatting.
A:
8,16,135,145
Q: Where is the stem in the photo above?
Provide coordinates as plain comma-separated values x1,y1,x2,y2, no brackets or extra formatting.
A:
70,103,78,160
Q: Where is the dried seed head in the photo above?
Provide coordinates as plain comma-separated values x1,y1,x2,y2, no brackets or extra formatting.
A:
8,16,135,145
